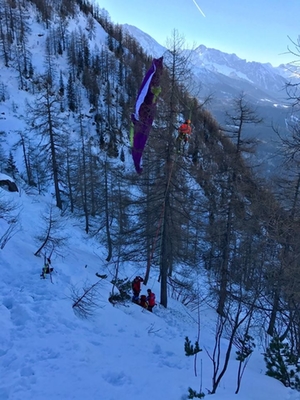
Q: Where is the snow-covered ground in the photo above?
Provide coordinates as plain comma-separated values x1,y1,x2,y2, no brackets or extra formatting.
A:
0,180,299,400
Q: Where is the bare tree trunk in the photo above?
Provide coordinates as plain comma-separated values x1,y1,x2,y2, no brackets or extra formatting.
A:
267,288,280,336
104,160,112,262
217,189,233,316
210,308,249,394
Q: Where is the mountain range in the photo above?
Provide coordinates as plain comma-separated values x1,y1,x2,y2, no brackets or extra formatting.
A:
124,23,299,103
123,24,300,176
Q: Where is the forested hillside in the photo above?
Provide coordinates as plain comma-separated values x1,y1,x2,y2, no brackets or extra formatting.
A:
1,0,300,385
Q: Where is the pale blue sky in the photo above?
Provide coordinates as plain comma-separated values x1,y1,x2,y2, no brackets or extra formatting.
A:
97,0,299,67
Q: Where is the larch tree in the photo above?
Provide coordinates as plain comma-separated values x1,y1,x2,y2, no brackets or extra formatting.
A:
26,74,68,209
214,92,262,316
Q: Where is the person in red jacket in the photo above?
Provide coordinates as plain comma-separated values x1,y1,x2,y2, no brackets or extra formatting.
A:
177,119,192,153
146,289,156,312
178,119,192,142
132,276,144,301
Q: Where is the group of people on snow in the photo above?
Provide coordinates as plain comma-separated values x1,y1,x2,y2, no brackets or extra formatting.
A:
132,276,156,312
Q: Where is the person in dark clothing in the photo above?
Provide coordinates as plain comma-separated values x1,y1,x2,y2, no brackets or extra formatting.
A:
132,293,140,304
40,258,53,279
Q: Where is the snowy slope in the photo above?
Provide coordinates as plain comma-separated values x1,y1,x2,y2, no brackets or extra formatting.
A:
123,24,166,59
0,182,298,400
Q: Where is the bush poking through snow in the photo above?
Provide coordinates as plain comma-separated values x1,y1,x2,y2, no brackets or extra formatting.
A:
187,387,205,399
71,277,106,318
108,277,131,305
184,337,205,398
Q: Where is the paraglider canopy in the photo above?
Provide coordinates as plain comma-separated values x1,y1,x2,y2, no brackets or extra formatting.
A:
130,57,163,174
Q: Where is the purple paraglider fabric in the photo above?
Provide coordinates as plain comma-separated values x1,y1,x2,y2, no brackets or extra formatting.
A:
131,57,163,174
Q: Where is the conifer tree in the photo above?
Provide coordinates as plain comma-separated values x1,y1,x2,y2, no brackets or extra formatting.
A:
67,72,76,112
26,74,67,209
264,336,300,390
5,151,18,179
184,336,202,356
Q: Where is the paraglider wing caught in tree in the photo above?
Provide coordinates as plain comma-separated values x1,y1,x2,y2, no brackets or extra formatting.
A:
130,57,163,174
